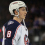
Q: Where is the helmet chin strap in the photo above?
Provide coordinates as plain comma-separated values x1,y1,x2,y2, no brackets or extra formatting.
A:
14,12,19,18
23,19,26,26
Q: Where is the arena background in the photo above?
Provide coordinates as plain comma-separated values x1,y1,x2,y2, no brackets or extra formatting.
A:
0,0,45,45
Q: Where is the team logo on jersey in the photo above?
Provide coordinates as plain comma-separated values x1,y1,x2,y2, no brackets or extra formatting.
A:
8,21,14,25
24,34,29,45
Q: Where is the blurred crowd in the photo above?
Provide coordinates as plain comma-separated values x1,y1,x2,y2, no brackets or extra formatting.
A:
0,0,45,45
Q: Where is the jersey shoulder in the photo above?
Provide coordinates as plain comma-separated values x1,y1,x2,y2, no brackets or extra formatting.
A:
3,19,21,30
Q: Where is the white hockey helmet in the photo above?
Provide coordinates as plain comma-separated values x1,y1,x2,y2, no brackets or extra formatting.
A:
9,1,27,15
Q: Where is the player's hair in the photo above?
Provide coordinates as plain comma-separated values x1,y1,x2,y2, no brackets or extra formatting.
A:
13,7,24,14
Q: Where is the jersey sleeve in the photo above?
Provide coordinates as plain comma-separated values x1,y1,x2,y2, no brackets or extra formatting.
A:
2,20,22,45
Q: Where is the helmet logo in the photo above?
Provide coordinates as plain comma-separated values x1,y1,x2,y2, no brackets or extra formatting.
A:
13,2,18,4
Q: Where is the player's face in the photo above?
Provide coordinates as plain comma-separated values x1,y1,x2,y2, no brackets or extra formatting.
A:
19,7,27,19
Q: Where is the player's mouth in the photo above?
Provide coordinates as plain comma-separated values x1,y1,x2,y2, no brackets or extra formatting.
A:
24,15,26,17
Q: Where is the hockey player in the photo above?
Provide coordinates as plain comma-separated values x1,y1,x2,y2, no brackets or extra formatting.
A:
2,1,29,45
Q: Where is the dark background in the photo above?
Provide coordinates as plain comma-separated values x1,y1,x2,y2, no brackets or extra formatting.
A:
0,0,45,45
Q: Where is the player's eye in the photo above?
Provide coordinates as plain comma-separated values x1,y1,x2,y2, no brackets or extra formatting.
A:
22,9,26,11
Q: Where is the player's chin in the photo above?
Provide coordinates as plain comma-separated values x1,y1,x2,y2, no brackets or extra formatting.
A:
23,17,26,19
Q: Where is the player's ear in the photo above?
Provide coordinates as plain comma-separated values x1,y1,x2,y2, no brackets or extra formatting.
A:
13,9,18,15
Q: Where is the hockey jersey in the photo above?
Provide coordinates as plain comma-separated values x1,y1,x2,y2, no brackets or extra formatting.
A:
2,19,29,45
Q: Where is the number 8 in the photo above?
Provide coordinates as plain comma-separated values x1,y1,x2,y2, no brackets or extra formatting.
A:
7,31,11,38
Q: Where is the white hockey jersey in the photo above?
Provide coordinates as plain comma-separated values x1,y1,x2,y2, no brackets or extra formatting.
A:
2,19,29,45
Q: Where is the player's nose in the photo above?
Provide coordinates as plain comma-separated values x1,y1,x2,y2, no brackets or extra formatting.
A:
25,10,27,14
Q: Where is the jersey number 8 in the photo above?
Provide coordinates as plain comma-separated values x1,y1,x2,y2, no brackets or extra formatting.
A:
7,31,11,38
